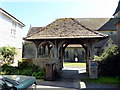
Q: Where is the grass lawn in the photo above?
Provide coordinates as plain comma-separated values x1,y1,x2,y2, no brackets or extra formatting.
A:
63,62,86,68
87,76,120,84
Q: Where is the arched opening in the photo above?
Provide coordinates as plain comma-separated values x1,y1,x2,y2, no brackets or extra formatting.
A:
64,44,85,63
58,42,88,81
57,40,87,74
37,41,54,58
63,44,86,69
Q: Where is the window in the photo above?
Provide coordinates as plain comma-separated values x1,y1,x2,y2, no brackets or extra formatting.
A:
11,21,17,36
12,21,16,29
11,29,16,36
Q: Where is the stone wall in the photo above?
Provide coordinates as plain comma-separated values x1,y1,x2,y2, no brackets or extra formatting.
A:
23,42,36,59
31,57,60,70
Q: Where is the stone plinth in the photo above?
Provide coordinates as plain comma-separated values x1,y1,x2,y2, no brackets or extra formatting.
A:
32,57,60,71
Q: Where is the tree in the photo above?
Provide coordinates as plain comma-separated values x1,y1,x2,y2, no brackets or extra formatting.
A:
0,46,16,65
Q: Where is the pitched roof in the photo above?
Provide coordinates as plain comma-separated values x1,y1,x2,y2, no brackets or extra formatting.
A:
24,18,108,40
27,27,43,36
27,18,116,37
98,18,118,31
75,18,117,31
113,1,120,16
0,8,25,27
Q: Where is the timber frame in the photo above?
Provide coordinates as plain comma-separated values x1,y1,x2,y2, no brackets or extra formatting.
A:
24,18,108,77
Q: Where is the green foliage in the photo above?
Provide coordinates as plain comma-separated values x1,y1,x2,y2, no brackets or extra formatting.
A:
100,45,118,60
94,55,101,61
32,69,45,79
18,59,33,69
1,60,45,79
98,45,120,76
0,46,16,65
87,76,120,84
2,64,14,74
94,45,118,61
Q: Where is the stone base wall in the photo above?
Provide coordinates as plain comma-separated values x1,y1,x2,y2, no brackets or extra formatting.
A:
32,57,60,71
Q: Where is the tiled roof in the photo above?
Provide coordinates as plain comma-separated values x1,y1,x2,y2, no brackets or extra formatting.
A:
98,18,118,31
27,18,117,37
75,18,117,31
113,1,120,15
24,18,108,40
27,27,43,36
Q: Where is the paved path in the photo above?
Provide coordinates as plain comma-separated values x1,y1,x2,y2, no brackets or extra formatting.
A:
36,66,119,90
36,67,85,90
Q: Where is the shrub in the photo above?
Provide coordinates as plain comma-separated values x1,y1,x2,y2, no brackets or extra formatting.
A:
98,45,120,76
18,59,32,69
32,69,45,79
0,46,16,65
1,60,45,79
2,64,13,74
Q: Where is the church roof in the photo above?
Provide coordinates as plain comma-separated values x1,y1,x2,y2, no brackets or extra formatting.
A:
27,18,117,37
27,27,43,36
113,1,120,16
24,18,108,40
75,18,117,31
97,18,118,31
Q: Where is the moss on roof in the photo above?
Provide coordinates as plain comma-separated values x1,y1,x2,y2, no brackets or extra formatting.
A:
24,18,108,40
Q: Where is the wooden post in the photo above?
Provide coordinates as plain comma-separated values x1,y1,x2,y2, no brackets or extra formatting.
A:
88,43,95,77
85,47,89,75
42,45,46,57
54,40,61,71
48,45,50,56
54,41,61,59
34,43,39,58
59,46,64,70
